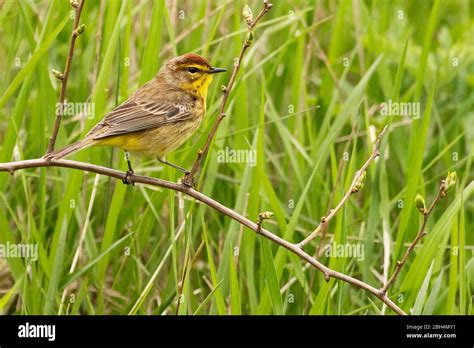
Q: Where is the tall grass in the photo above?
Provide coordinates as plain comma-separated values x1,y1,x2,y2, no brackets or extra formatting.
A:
0,0,473,315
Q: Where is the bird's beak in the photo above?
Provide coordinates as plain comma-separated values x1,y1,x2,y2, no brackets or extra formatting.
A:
208,67,227,74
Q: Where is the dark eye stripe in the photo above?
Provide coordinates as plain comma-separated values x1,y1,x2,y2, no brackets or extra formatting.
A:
188,67,199,73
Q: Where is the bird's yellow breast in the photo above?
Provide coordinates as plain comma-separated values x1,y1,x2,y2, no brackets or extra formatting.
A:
185,75,213,101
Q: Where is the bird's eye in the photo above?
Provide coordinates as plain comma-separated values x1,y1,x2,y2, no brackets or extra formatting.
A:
188,67,198,73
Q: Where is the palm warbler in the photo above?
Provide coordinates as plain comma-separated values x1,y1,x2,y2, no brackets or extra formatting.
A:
45,53,226,178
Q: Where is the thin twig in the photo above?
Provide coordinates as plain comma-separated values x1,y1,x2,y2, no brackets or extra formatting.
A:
303,122,358,313
317,121,358,254
182,0,273,187
0,156,405,315
298,125,387,249
381,180,447,294
46,0,86,154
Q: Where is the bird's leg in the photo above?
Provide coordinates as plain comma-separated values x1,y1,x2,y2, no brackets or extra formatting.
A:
122,150,135,186
158,157,190,175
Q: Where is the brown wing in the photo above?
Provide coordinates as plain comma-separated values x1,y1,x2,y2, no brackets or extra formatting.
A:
88,99,195,140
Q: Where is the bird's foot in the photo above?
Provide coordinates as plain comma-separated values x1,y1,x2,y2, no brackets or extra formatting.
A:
181,174,196,189
122,170,135,186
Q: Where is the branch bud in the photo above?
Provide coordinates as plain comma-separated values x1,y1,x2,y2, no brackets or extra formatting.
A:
415,193,427,215
248,30,254,44
244,31,254,47
51,69,64,80
74,24,86,36
258,211,274,221
243,5,253,25
351,171,366,193
444,171,457,193
264,0,273,10
70,0,79,8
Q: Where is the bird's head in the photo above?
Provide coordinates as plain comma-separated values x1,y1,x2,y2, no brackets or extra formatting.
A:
161,53,226,99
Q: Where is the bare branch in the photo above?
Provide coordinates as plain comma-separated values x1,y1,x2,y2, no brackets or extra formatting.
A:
46,0,86,154
381,178,450,294
182,0,273,187
298,125,387,249
0,156,405,315
316,121,358,255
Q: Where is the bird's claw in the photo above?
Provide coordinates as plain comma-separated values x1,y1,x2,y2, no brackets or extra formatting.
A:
181,175,196,188
122,170,135,186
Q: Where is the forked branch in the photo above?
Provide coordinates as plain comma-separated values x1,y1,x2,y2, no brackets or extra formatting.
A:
381,173,456,294
0,155,405,315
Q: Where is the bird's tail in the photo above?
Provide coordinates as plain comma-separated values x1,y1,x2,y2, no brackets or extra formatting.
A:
43,137,95,160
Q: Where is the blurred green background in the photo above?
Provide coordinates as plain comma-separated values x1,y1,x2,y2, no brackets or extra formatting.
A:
0,0,473,315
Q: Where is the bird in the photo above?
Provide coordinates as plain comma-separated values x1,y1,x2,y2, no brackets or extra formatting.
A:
44,53,226,183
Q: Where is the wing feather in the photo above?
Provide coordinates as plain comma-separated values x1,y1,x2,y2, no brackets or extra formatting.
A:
89,99,195,140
